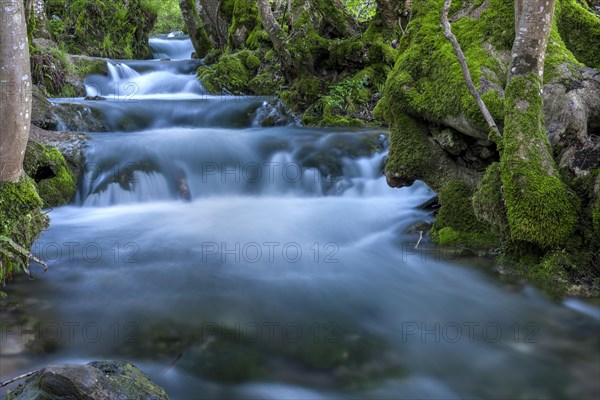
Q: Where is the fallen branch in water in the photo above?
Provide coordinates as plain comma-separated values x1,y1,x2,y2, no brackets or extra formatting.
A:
0,236,48,273
0,370,40,388
163,352,183,374
415,231,424,249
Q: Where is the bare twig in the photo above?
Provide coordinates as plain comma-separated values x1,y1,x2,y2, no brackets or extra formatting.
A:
0,370,40,388
163,353,183,374
441,0,501,136
415,231,424,249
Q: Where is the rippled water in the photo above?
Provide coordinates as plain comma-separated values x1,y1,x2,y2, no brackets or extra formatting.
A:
1,35,599,400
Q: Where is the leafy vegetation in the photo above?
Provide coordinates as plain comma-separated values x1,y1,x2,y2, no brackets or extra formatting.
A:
45,0,158,58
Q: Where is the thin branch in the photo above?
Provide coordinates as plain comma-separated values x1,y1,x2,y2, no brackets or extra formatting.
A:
0,236,48,272
0,370,40,388
441,0,501,137
415,231,424,249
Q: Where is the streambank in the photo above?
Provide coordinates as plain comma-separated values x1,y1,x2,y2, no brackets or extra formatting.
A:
2,33,599,400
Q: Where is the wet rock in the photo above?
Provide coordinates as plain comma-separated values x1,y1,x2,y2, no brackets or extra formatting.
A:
119,321,404,388
28,126,89,183
51,102,108,132
6,361,169,400
83,95,106,101
31,86,58,131
254,100,300,127
23,140,77,207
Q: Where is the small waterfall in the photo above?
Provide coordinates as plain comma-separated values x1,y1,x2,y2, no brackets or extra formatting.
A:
107,62,140,81
77,129,392,206
149,33,196,60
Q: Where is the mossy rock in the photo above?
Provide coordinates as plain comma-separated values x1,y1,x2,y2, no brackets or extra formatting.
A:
556,0,600,69
430,180,499,247
6,361,169,400
198,50,262,94
0,178,49,285
24,141,76,207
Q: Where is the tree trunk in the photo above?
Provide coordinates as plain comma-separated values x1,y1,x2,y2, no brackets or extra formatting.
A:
0,0,33,182
199,0,228,48
500,0,578,247
179,0,213,57
32,0,51,40
375,0,410,30
257,0,293,76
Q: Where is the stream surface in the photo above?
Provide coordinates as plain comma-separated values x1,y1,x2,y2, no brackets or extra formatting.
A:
1,36,599,400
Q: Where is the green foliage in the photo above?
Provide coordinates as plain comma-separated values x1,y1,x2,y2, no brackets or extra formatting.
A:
45,0,157,59
342,0,377,22
24,142,77,207
0,178,49,286
149,0,184,34
30,45,70,97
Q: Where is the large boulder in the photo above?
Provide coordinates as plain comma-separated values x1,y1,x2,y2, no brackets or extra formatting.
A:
6,361,169,400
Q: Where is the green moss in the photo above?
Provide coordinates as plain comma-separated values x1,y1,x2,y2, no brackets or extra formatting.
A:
380,0,510,132
24,141,76,207
245,29,270,50
248,70,284,96
555,0,600,68
0,178,49,286
384,113,436,187
198,52,253,94
244,53,261,70
225,0,260,49
327,37,368,69
472,162,507,229
594,187,600,236
280,76,324,113
430,180,499,247
500,74,578,248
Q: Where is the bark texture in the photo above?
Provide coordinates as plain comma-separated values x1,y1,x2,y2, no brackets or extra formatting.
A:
179,0,213,57
0,1,33,181
258,0,292,73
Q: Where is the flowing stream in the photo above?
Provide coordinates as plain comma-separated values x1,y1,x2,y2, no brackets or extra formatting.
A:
2,36,599,400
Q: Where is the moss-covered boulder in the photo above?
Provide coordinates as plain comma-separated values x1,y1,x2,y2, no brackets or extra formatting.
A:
6,361,169,400
380,0,600,293
198,50,263,94
24,141,76,207
430,180,499,247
